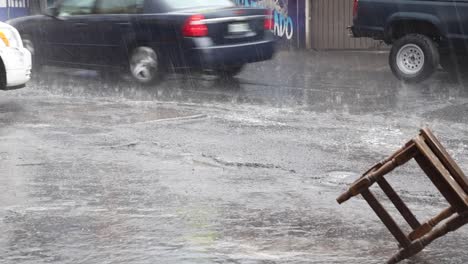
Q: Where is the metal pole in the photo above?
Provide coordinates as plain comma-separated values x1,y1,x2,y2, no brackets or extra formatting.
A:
305,0,311,49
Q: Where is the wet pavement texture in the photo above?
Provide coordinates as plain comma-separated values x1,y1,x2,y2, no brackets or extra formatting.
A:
0,51,467,264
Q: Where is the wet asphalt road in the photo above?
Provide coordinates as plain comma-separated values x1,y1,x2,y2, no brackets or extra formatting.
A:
0,51,467,264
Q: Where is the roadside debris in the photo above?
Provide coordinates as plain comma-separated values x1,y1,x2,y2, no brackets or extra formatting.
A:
337,128,468,264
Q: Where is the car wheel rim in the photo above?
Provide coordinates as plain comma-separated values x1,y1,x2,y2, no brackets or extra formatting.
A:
130,47,158,83
396,44,425,75
23,39,34,56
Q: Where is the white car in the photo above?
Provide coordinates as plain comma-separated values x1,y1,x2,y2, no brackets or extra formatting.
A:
0,22,31,90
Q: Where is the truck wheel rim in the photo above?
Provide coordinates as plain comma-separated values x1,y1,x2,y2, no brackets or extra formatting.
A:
130,47,158,83
396,44,425,75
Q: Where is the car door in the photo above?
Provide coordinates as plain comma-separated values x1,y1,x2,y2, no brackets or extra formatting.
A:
84,0,144,67
48,0,97,65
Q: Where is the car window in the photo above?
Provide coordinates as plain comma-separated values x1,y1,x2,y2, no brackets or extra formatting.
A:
58,0,96,16
163,0,235,10
96,0,145,14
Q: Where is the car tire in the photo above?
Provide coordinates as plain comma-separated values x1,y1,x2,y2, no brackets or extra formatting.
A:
389,34,439,83
215,65,244,78
129,47,163,85
22,36,42,74
0,59,6,90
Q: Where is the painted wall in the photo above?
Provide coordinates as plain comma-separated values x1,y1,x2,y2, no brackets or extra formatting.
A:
235,0,306,48
0,0,30,21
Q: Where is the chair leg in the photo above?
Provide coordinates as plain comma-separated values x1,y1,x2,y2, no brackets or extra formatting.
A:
361,190,412,248
337,143,417,204
378,177,421,230
387,212,468,264
337,160,400,204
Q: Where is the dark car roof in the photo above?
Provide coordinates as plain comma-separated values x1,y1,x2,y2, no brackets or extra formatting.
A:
144,0,236,13
49,0,236,14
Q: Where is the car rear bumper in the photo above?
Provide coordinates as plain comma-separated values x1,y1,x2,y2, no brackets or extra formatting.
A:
186,39,276,69
0,47,31,87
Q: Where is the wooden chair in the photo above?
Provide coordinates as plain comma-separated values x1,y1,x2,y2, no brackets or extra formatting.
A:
337,128,468,264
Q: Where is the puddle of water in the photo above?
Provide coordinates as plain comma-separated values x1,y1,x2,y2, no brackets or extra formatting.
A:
323,171,360,186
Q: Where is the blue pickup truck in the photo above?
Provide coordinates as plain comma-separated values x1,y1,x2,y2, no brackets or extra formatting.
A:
351,0,468,82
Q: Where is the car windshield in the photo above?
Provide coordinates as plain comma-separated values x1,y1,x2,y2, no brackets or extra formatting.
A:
163,0,235,10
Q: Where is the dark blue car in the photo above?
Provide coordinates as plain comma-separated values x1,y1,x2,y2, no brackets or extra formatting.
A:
7,0,276,84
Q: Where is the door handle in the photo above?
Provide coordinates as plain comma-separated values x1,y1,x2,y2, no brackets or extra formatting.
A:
73,23,88,27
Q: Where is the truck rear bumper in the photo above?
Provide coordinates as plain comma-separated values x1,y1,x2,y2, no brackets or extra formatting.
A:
351,25,385,40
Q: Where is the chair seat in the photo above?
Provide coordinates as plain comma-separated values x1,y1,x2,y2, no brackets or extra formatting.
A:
413,135,468,212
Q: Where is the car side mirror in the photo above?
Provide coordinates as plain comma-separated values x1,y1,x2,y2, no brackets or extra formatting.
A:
45,7,59,17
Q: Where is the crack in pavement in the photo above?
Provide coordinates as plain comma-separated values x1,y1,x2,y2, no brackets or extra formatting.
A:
202,153,296,173
131,114,208,125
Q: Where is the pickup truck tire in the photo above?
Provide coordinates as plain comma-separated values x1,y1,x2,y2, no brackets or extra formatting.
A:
0,58,6,90
389,34,439,83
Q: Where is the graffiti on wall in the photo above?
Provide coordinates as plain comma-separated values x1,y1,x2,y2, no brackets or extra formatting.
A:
235,0,294,40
